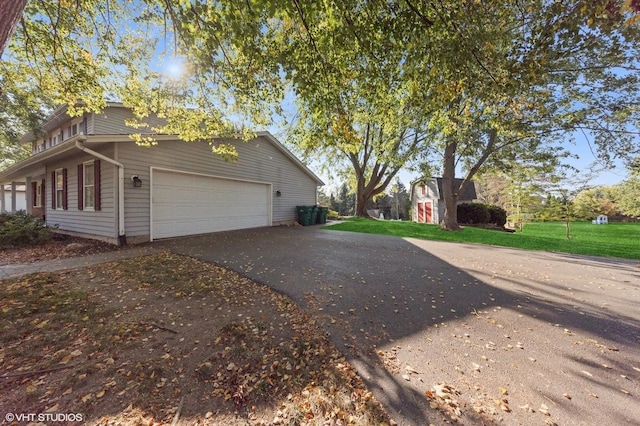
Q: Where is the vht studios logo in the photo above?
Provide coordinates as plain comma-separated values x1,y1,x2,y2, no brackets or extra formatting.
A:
5,412,84,422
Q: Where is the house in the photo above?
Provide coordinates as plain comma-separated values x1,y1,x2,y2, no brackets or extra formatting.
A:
410,177,477,224
0,103,324,244
592,215,608,225
1,184,27,212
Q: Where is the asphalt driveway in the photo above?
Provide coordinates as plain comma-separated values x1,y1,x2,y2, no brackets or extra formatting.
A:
157,225,640,425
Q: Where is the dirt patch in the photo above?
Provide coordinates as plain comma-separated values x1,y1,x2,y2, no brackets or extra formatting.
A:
0,234,124,265
0,252,389,425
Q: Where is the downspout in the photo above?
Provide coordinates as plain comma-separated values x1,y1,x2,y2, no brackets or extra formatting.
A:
75,138,127,245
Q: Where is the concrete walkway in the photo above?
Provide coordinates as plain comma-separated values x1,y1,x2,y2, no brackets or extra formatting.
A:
0,245,163,280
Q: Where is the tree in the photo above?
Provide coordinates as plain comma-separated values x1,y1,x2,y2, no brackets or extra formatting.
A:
0,0,27,56
388,178,410,220
573,187,620,219
543,169,598,239
612,162,640,218
339,183,356,217
417,1,640,230
267,1,432,217
4,0,640,221
317,188,331,208
2,0,278,164
614,177,640,218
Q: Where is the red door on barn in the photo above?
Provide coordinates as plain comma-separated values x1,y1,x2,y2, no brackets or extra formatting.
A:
417,202,432,223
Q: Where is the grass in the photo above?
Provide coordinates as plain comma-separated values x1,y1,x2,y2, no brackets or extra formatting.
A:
325,218,640,260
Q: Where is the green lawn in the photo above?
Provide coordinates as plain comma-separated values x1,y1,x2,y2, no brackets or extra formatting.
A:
325,218,640,260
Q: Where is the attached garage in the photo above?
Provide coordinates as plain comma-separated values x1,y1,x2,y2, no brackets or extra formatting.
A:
151,168,271,240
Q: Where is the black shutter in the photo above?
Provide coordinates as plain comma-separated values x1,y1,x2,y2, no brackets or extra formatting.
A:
31,182,37,206
62,168,68,210
41,179,45,208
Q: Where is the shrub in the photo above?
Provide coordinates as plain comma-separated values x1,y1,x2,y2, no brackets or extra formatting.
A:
327,209,339,220
0,211,57,248
487,205,507,226
457,203,490,224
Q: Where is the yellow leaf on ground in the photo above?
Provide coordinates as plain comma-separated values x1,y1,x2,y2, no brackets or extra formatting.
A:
96,390,105,398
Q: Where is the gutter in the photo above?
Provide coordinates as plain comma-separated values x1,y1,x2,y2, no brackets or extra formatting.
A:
75,138,127,245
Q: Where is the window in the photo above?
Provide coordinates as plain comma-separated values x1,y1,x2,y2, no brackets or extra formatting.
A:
77,160,100,211
55,169,64,209
71,123,78,136
83,161,95,210
421,185,427,195
52,168,67,210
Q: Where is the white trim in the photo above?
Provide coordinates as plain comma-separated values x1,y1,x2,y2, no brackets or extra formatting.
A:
150,166,273,241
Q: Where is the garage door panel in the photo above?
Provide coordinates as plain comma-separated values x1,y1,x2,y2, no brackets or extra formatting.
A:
152,170,270,239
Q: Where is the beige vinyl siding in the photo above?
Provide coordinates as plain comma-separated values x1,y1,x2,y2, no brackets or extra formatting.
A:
45,146,117,238
117,136,318,238
92,107,166,135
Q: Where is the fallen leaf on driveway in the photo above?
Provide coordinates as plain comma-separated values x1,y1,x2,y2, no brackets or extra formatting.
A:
539,404,550,415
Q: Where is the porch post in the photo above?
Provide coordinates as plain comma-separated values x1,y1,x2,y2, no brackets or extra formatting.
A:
26,177,33,214
10,182,17,213
0,184,5,212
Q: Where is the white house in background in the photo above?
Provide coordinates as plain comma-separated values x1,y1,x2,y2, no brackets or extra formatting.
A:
592,215,608,224
1,184,27,212
410,177,477,224
0,103,324,244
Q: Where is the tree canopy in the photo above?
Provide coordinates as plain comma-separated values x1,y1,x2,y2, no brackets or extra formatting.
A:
2,0,640,228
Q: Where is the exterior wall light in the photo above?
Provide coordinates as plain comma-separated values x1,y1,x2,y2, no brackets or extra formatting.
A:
131,175,142,187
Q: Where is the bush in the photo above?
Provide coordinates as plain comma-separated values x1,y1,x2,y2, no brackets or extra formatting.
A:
0,211,57,248
457,203,490,224
327,209,339,220
487,205,507,226
457,203,507,226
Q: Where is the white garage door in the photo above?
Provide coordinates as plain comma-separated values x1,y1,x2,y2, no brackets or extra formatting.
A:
151,169,271,239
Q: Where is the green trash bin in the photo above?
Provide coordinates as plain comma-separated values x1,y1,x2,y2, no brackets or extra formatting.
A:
296,206,312,226
317,207,328,224
310,206,319,225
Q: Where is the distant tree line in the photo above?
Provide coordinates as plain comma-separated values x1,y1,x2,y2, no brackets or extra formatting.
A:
475,168,640,225
319,178,411,220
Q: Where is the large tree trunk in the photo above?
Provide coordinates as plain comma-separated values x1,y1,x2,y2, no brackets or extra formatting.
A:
440,140,462,230
0,0,27,56
355,174,369,217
